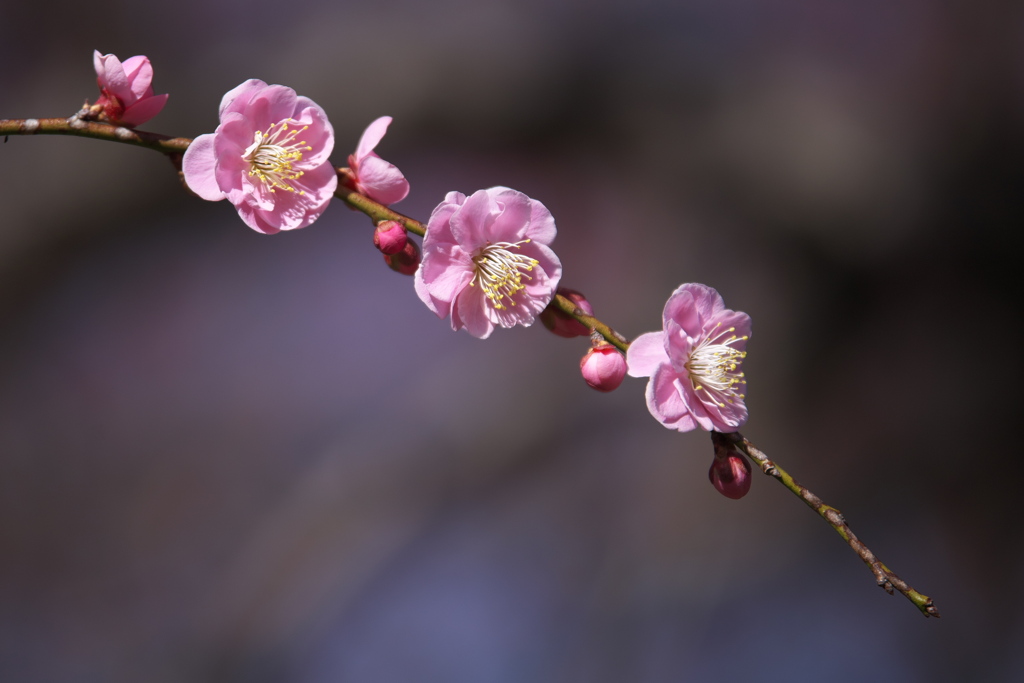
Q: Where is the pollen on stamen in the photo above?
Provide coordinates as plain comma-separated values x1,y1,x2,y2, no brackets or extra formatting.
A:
685,325,748,407
471,239,539,311
242,121,312,194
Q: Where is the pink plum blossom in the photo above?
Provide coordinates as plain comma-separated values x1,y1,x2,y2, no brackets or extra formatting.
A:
92,51,168,127
580,343,627,392
626,283,751,433
347,116,409,205
182,79,337,234
414,187,562,339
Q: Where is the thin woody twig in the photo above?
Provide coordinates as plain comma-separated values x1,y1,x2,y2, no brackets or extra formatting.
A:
0,116,191,157
712,431,940,618
4,112,938,618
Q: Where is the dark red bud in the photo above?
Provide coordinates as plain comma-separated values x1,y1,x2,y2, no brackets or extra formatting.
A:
709,450,752,499
374,220,408,255
540,288,594,338
383,238,420,276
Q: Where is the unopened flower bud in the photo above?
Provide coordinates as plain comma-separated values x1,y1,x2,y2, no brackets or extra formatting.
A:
541,288,594,338
374,220,408,255
580,342,627,392
708,449,752,500
384,238,421,275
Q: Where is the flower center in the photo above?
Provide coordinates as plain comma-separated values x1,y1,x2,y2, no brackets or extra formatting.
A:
470,240,539,310
242,121,312,194
685,323,748,407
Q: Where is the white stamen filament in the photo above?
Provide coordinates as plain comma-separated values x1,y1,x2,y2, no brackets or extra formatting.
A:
243,121,312,194
470,239,539,310
685,322,748,407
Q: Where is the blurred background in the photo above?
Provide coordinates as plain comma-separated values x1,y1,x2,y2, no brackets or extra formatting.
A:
1,0,1022,681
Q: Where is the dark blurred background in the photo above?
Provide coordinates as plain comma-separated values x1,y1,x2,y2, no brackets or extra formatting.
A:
1,1,1022,681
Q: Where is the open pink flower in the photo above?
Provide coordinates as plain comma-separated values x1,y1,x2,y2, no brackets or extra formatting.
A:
182,80,337,234
347,116,409,205
92,51,168,127
627,283,751,432
414,187,562,339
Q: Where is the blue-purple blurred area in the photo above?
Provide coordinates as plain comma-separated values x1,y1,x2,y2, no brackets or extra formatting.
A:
2,1,1022,681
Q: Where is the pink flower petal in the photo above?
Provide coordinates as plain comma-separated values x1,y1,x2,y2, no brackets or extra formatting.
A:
356,155,410,205
450,189,495,250
424,193,464,244
95,52,128,97
674,378,715,431
181,134,225,201
119,93,168,127
120,55,153,99
251,84,299,129
626,332,670,378
646,366,693,430
665,283,724,336
219,79,266,118
526,198,557,245
456,286,495,339
355,116,392,160
413,273,441,317
486,187,532,243
708,309,752,348
92,50,106,82
290,106,334,168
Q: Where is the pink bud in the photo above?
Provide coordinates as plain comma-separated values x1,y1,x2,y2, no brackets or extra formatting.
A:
708,450,752,499
580,343,627,392
374,220,408,255
540,288,595,338
384,238,421,276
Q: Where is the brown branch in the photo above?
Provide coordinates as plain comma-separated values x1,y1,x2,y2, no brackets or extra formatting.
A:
4,114,939,618
712,431,940,618
0,116,191,158
334,169,426,236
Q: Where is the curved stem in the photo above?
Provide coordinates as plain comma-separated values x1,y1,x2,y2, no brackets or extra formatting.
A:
551,293,630,353
712,431,940,618
4,114,938,618
0,116,191,157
